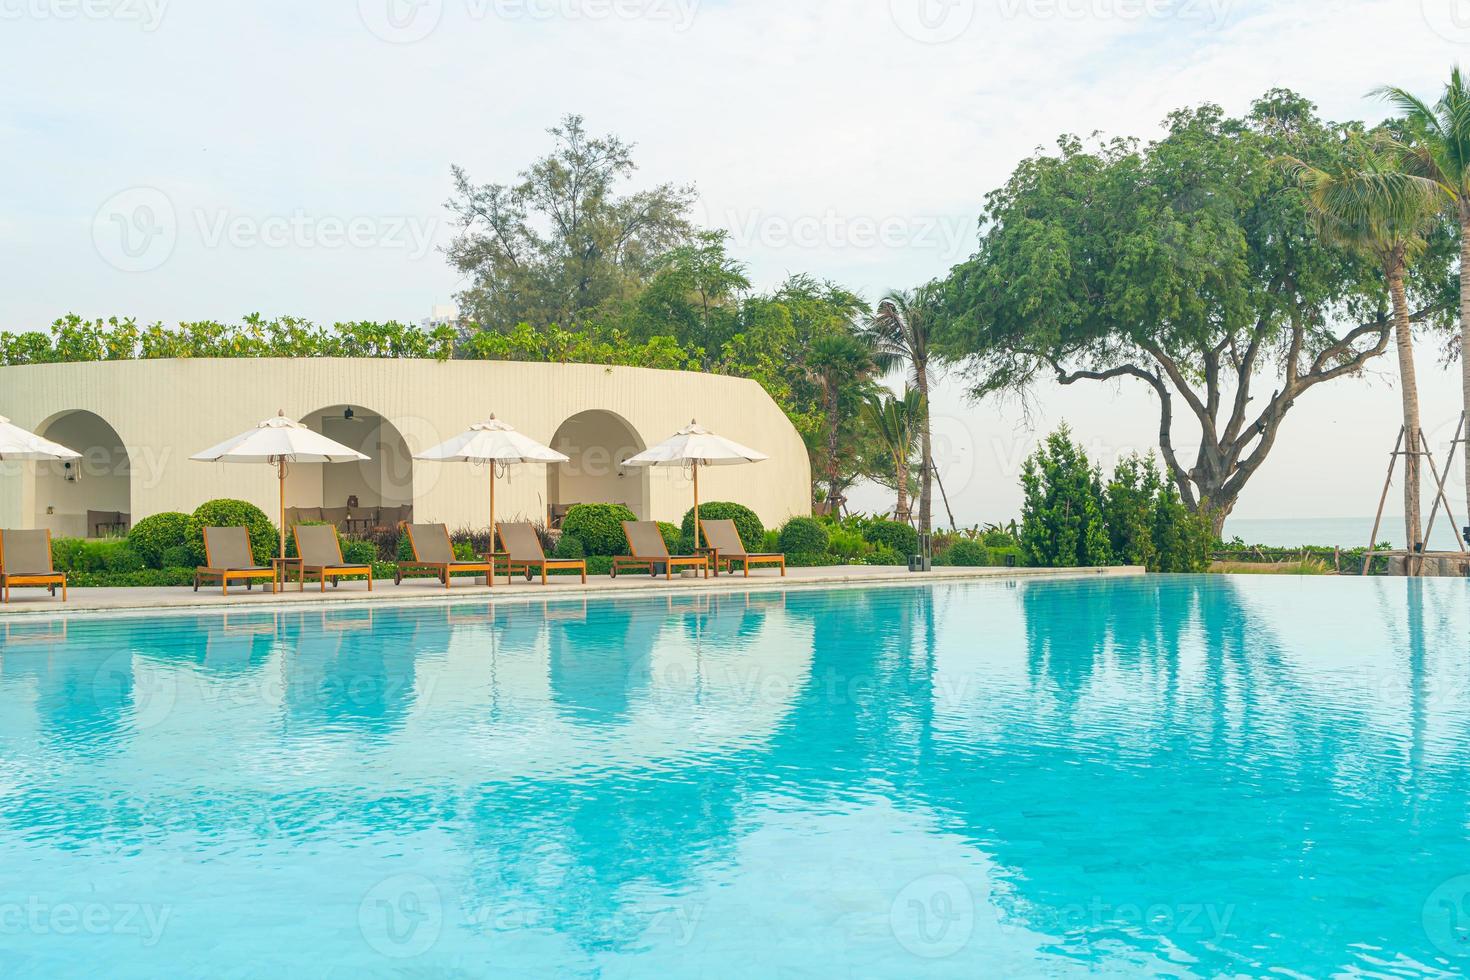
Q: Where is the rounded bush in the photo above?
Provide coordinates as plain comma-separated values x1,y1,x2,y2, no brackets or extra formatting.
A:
657,522,681,553
160,544,195,569
862,519,919,559
342,539,378,566
779,516,830,556
128,512,191,568
681,501,763,552
188,499,278,566
562,504,637,556
554,534,586,559
937,539,988,567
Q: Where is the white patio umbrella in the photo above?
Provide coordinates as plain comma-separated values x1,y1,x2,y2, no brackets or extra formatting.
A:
190,411,369,559
0,415,83,462
622,420,768,549
414,416,569,551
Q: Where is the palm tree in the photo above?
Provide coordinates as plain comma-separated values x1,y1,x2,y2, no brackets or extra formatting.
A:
1282,135,1444,557
861,388,925,522
806,330,877,511
1376,69,1470,524
864,286,940,535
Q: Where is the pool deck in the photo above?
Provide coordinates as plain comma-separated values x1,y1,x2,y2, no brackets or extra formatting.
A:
0,564,1144,620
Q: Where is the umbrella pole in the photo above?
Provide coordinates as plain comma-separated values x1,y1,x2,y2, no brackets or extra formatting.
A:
693,460,700,550
489,466,497,557
277,458,287,560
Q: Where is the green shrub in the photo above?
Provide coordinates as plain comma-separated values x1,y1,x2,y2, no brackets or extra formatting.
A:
397,532,415,562
825,524,869,562
50,538,145,574
859,545,906,566
127,512,190,568
936,539,989,567
981,529,1018,548
1020,427,1112,568
66,567,198,588
862,519,919,558
657,522,681,553
779,516,830,556
988,545,1022,567
342,539,378,566
785,552,843,568
188,499,277,566
760,529,781,554
161,545,195,569
562,503,638,556
554,534,586,559
681,502,763,552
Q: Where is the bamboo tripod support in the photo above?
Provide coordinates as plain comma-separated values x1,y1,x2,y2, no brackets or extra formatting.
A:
1361,416,1470,576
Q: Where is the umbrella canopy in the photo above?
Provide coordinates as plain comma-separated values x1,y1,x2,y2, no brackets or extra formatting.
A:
0,415,83,461
416,416,569,465
622,421,769,468
623,421,768,548
191,412,369,560
190,412,370,466
416,417,569,558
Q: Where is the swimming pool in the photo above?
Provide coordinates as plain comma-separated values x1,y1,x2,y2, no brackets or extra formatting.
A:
1,574,1467,976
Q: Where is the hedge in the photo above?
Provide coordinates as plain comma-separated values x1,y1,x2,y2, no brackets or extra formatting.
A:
562,503,638,556
51,538,146,575
188,499,277,566
127,512,191,568
778,517,829,556
682,502,763,552
862,519,919,559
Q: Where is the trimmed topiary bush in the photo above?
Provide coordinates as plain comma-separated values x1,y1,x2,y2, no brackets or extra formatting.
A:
160,545,195,569
681,501,763,552
657,522,681,553
562,503,638,556
128,512,191,568
188,499,278,566
779,516,830,556
862,519,919,559
554,534,586,559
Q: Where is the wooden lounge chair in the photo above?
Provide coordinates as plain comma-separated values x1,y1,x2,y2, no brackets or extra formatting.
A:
700,519,786,577
0,529,67,603
293,524,374,592
498,522,586,584
612,521,709,580
394,523,494,588
194,526,275,595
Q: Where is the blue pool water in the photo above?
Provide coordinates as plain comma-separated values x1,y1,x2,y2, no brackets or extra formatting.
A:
2,575,1469,977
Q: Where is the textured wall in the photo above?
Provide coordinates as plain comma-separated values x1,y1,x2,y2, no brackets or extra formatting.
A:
0,359,811,533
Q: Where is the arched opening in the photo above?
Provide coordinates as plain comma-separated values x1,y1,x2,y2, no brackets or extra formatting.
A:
548,411,649,523
31,410,130,538
284,406,414,534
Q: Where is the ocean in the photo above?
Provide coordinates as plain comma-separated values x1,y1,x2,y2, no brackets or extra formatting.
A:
1224,516,1467,551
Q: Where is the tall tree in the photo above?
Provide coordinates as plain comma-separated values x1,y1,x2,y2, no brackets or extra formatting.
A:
864,287,940,535
1281,134,1444,553
861,388,925,522
446,115,697,331
806,331,878,510
1376,69,1470,526
936,91,1454,534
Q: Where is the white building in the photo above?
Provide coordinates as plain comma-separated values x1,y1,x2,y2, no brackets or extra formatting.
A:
0,358,810,538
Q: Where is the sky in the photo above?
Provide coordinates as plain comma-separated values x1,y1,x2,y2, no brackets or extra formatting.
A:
1,0,1466,528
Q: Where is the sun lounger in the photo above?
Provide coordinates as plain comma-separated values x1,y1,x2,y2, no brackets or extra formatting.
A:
395,523,494,588
498,522,586,585
700,519,786,577
194,526,275,595
0,529,67,602
612,521,709,579
293,524,374,592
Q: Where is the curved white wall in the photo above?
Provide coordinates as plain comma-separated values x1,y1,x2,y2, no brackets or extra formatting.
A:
0,359,811,533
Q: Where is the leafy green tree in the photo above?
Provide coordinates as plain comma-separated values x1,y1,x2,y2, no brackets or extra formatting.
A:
860,387,924,523
1103,453,1160,570
1376,68,1470,526
1280,133,1445,555
446,115,697,331
634,230,750,359
937,90,1454,535
864,286,941,533
1019,427,1112,568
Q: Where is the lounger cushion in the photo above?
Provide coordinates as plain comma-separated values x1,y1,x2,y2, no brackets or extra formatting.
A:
1,530,55,575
